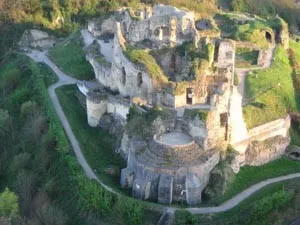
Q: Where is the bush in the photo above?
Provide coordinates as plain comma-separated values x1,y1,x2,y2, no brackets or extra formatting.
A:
10,153,32,173
0,188,19,219
20,101,38,118
174,210,197,225
246,190,294,224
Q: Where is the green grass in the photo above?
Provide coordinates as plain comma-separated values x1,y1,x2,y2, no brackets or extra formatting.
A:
215,13,282,48
48,32,94,80
37,62,59,87
235,48,259,68
123,46,169,89
243,46,297,129
211,157,300,205
290,40,300,74
194,178,300,225
55,85,127,193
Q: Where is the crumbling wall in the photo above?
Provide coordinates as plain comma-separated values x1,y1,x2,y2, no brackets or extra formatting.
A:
126,5,196,47
86,93,130,128
19,29,57,50
122,144,220,205
111,23,154,102
187,115,208,148
87,96,107,127
245,135,290,166
88,16,116,37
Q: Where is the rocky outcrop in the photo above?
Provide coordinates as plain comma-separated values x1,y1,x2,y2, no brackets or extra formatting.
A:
245,135,290,166
204,158,236,199
286,145,300,161
19,29,57,50
88,16,116,37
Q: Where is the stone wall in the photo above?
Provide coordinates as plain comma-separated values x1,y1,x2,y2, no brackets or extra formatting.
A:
86,92,130,128
245,135,290,166
122,144,220,205
111,26,154,102
86,96,107,127
125,5,196,47
187,116,208,148
86,23,155,104
19,29,57,50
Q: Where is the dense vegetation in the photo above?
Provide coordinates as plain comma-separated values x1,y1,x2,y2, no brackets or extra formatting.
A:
230,0,300,32
175,179,300,225
0,1,300,225
55,85,127,192
209,157,300,205
0,53,156,225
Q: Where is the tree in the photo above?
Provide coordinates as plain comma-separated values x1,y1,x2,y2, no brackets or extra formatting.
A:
0,188,19,219
35,203,67,225
15,170,36,216
0,108,10,137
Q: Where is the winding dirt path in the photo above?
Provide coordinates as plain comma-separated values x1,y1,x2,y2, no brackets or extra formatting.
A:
26,50,119,196
26,50,300,218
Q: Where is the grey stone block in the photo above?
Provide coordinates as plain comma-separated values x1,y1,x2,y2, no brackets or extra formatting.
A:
185,174,202,206
120,168,135,188
132,178,151,200
158,175,173,204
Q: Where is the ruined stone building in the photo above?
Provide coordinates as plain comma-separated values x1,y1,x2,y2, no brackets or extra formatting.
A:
78,5,291,206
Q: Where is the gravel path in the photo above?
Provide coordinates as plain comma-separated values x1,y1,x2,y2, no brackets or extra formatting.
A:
26,50,300,218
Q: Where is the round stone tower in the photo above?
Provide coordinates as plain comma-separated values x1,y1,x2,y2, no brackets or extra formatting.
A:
120,130,220,206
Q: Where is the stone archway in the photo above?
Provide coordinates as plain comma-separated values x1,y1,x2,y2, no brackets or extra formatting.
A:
265,31,273,43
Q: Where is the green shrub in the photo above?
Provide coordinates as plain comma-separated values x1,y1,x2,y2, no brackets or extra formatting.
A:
0,188,19,219
20,101,38,117
246,190,294,224
184,109,209,122
174,210,197,225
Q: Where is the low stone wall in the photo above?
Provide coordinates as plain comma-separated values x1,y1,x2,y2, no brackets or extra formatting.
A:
245,135,290,166
248,116,290,141
232,116,291,166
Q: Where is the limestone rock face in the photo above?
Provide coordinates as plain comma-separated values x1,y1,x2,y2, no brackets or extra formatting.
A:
88,16,116,37
204,159,235,199
245,135,290,166
286,145,300,161
19,29,57,50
